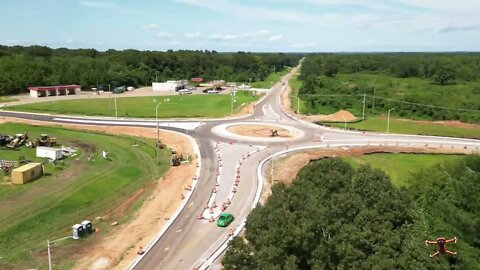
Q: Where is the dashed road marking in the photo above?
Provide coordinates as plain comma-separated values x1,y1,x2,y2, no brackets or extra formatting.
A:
176,229,183,233
188,202,194,208
164,247,170,251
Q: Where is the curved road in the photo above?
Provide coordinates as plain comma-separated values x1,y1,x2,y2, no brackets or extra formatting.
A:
1,68,479,270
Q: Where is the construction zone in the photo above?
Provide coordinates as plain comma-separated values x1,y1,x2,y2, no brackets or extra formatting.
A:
0,120,196,269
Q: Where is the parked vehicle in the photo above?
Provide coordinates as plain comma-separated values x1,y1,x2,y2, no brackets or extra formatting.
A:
178,89,192,95
207,90,219,94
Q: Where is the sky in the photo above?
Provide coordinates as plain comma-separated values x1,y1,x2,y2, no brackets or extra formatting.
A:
1,0,480,52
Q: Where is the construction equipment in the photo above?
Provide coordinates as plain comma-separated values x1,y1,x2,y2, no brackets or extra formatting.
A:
0,135,12,146
171,155,181,166
270,130,279,137
31,134,56,147
6,132,28,149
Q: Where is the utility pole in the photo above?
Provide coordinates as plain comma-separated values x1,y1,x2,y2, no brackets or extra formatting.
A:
362,93,366,121
372,88,375,114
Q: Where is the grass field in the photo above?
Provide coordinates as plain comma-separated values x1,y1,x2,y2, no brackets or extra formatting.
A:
288,75,306,113
0,123,170,269
0,96,18,103
326,116,480,139
5,91,259,118
251,69,289,89
299,73,480,123
343,153,461,187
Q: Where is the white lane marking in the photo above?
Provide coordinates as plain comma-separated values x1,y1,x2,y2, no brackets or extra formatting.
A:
52,118,202,130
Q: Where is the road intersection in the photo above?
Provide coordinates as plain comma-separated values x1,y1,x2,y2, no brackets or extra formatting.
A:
1,68,479,270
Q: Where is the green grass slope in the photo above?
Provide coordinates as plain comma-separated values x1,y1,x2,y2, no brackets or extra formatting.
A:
0,123,170,269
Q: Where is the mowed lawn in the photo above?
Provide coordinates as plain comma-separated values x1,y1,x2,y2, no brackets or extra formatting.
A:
343,153,461,187
326,116,480,139
6,91,258,118
0,123,170,269
251,69,289,89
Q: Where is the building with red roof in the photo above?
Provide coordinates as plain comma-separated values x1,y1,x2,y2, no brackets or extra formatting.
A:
29,85,81,98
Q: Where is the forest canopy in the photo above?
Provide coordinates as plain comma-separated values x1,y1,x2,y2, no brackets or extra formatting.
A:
223,156,480,270
0,45,302,95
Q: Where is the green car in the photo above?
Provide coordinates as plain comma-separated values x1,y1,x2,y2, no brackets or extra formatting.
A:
216,213,234,227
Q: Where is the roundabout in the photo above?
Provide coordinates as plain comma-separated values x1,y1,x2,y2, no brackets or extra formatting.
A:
212,122,305,142
0,67,479,270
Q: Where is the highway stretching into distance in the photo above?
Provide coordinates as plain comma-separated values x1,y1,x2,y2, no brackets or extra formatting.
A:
1,66,479,270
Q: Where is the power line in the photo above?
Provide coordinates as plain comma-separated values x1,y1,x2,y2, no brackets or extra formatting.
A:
299,93,480,113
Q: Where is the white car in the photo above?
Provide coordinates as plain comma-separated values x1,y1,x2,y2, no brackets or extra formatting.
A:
178,89,192,95
207,90,219,94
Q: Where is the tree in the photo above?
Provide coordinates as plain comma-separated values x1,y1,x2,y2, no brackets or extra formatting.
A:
433,61,456,85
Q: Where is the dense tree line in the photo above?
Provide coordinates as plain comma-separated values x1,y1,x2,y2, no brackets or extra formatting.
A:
0,45,302,95
223,156,480,269
297,54,480,123
300,53,480,83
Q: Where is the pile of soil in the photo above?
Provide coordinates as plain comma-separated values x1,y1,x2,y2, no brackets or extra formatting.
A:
307,110,357,122
227,124,291,138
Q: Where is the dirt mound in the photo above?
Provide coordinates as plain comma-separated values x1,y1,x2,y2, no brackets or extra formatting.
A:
307,110,357,122
227,124,291,138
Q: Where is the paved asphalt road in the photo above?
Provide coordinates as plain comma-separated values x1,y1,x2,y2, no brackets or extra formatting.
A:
1,68,479,270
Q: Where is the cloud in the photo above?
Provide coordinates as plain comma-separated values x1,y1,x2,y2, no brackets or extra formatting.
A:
156,32,174,39
439,25,480,34
185,32,202,38
142,23,159,30
210,30,269,41
79,1,114,8
268,34,283,42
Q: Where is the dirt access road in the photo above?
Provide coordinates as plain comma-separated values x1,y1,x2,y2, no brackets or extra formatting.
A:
0,117,196,270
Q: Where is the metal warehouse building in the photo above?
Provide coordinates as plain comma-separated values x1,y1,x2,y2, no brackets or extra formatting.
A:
29,85,81,98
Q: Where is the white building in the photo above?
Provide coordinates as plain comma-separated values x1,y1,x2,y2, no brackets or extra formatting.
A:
152,80,187,92
36,147,63,160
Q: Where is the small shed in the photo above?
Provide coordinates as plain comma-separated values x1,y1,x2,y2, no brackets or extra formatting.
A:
11,163,44,185
36,147,63,160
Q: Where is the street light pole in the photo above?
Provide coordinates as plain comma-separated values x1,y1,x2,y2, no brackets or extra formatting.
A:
387,108,395,133
114,96,118,118
155,102,161,159
342,115,347,130
47,236,73,270
362,93,366,121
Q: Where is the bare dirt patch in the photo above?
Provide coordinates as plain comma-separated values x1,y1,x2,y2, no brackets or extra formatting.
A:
227,124,291,138
0,117,196,270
